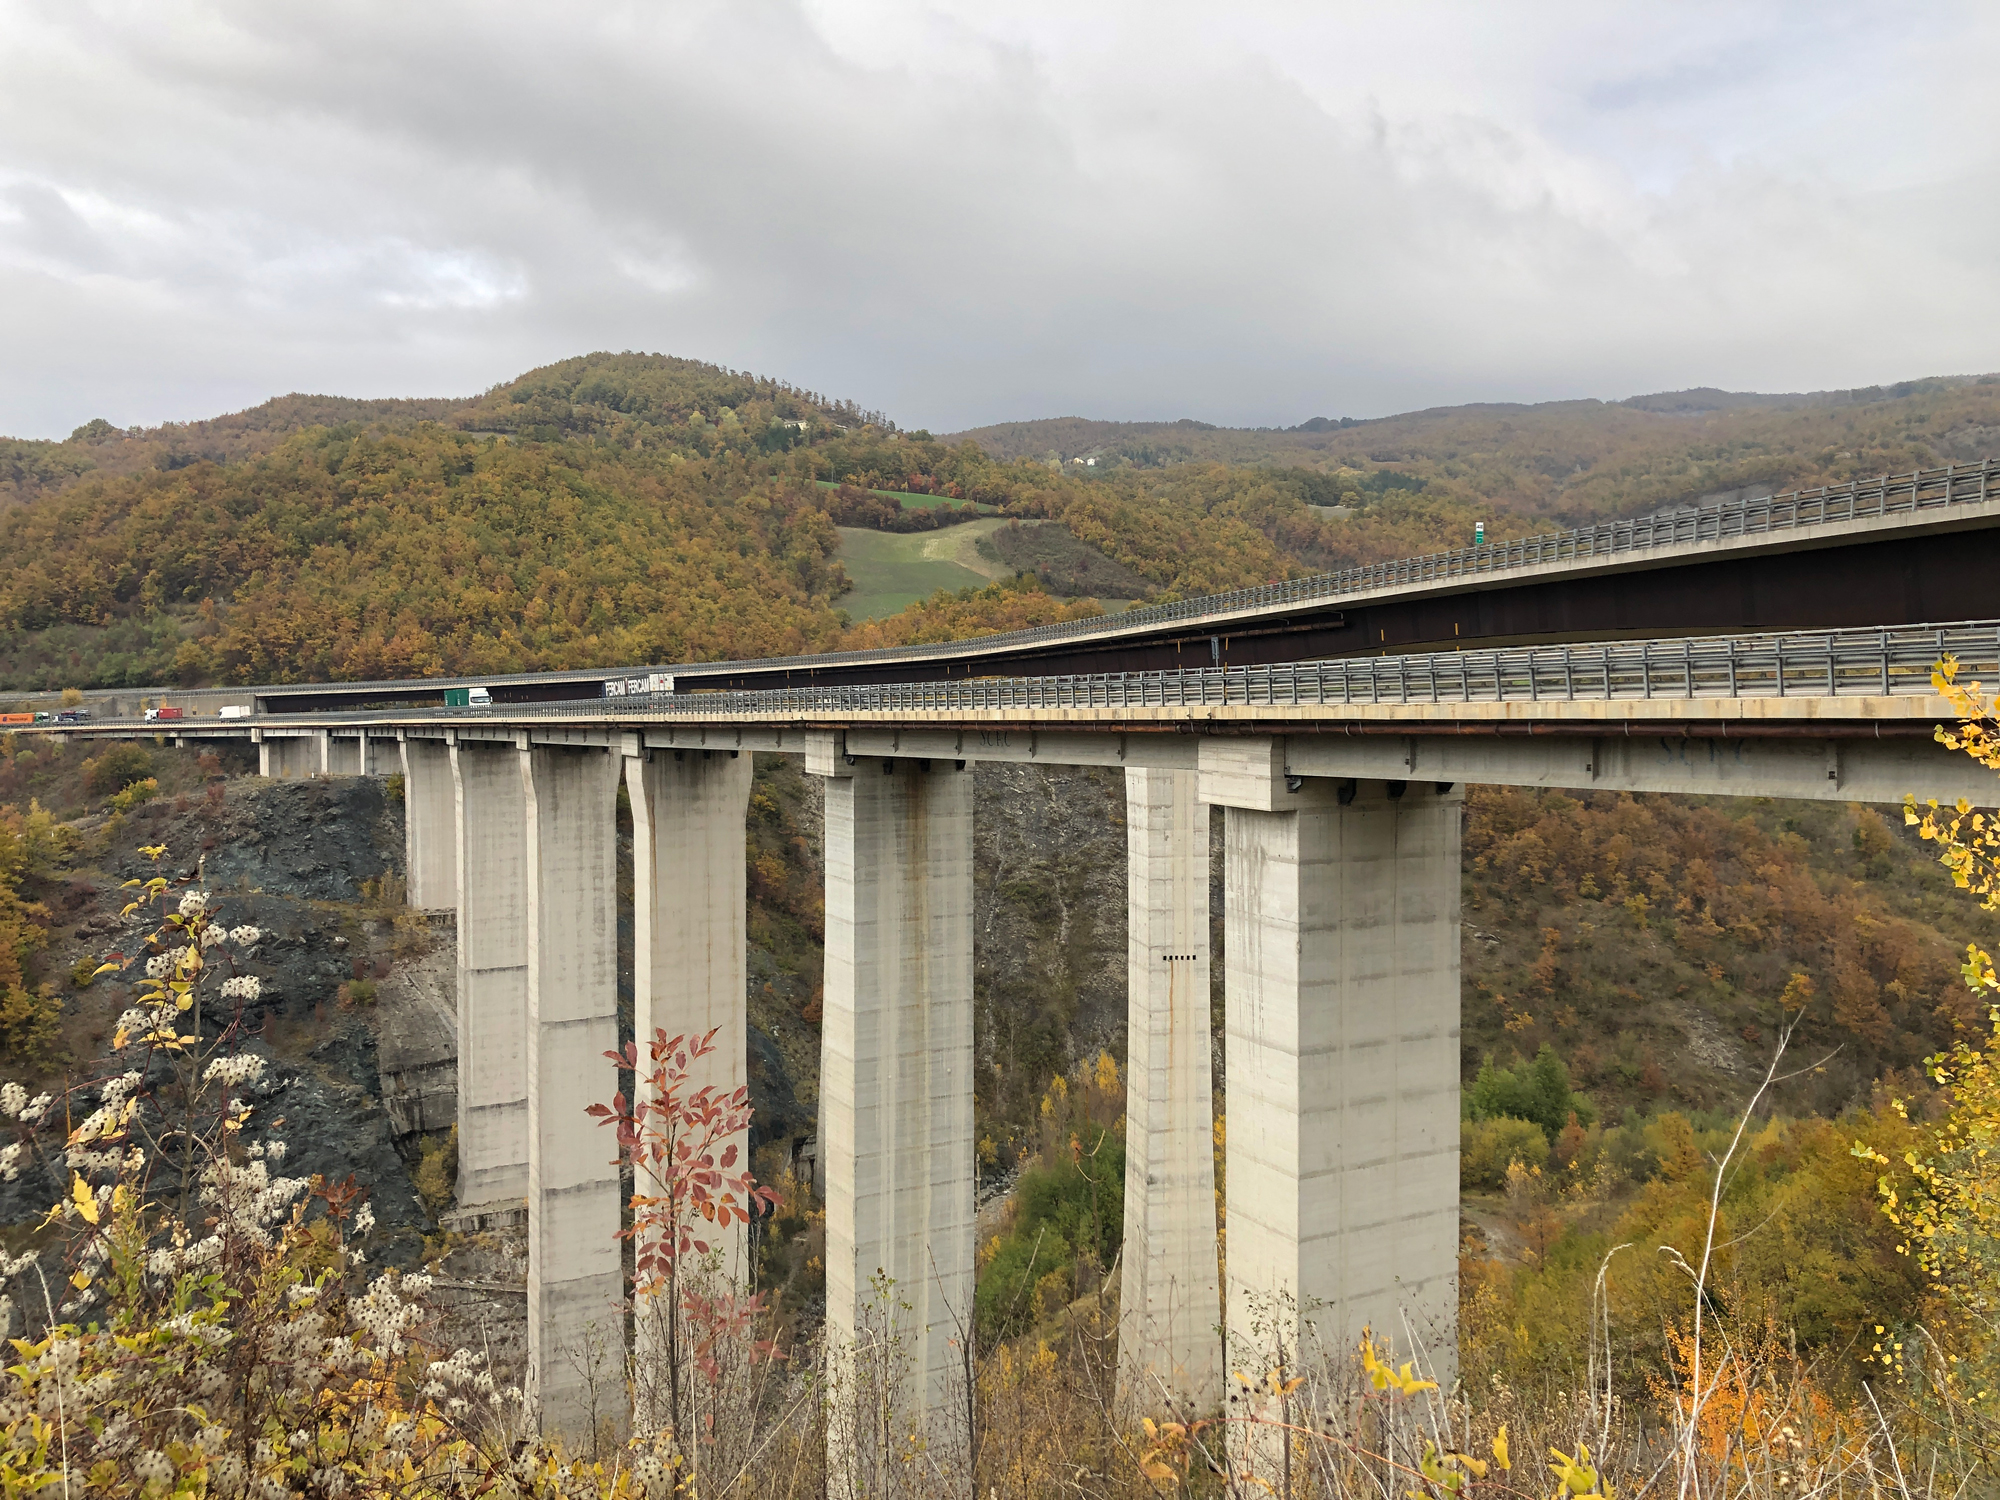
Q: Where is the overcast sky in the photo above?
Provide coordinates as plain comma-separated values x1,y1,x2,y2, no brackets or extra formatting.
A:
3,1,1997,438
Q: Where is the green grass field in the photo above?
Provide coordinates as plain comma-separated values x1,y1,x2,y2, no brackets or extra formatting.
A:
834,519,1019,618
834,519,1141,620
814,479,988,511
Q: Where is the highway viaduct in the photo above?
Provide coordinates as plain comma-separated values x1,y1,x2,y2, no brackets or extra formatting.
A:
30,615,2000,1478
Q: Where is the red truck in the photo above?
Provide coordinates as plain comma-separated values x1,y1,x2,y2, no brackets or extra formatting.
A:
144,706,184,722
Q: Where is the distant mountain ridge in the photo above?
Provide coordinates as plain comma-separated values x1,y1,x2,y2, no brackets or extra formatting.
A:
945,374,1998,462
943,372,2000,522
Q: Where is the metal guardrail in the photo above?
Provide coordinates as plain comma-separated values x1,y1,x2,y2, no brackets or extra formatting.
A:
141,620,1994,729
217,457,2000,698
630,621,1992,716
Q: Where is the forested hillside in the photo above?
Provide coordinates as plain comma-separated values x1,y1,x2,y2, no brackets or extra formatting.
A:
8,352,1999,693
952,373,2000,522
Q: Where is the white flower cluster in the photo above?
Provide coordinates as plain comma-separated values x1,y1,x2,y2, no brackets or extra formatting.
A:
147,1233,223,1280
198,1156,308,1248
630,1451,679,1499
178,890,209,917
349,1274,427,1357
0,1083,24,1119
424,1346,495,1399
352,1203,375,1236
130,1450,172,1486
200,925,226,949
229,925,262,945
69,1075,143,1163
101,1072,143,1108
60,1181,114,1229
0,1250,38,1282
0,1144,22,1183
16,1094,47,1124
219,975,263,1002
115,1005,175,1046
203,1053,266,1088
65,1145,119,1176
144,953,171,979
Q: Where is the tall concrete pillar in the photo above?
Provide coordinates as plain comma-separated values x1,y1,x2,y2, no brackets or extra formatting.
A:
402,737,459,911
254,730,270,778
312,730,332,776
450,737,530,1212
265,737,313,779
625,747,752,1273
1117,769,1221,1417
819,755,974,1483
1199,741,1460,1477
522,745,624,1443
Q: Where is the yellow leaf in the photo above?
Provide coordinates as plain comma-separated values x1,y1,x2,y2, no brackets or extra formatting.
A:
1492,1424,1510,1471
68,1272,89,1291
71,1176,98,1225
91,962,121,977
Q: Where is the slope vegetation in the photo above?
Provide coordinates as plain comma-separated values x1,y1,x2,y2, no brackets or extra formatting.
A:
950,374,2000,523
6,353,2000,695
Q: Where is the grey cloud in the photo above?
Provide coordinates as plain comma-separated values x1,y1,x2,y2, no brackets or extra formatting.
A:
1,0,1997,438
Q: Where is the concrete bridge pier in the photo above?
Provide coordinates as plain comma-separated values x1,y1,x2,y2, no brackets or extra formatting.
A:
1200,741,1460,1476
623,741,754,1426
522,744,625,1442
814,743,975,1487
1117,768,1222,1418
401,736,459,910
449,737,531,1213
258,735,319,780
327,733,363,776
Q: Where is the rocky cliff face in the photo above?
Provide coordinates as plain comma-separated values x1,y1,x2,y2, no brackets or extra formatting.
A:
17,776,429,1263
